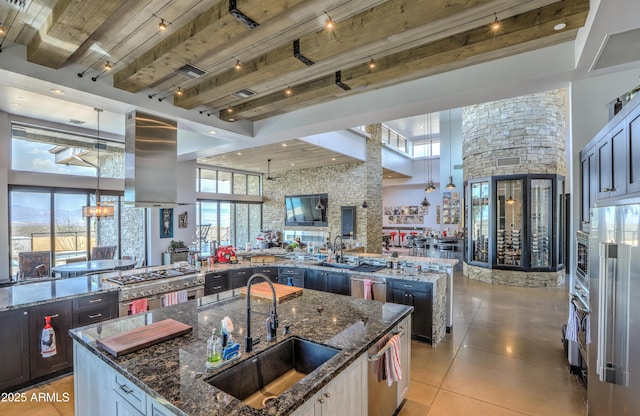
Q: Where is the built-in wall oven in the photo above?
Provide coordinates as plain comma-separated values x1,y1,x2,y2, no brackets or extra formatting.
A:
568,230,590,381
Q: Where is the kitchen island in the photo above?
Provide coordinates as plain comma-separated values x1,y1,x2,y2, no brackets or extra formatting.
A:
70,288,413,416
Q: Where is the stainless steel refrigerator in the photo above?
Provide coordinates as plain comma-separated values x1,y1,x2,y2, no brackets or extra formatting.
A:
588,203,640,415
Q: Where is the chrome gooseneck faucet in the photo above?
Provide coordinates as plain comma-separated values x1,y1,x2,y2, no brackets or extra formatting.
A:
244,273,278,353
333,235,344,263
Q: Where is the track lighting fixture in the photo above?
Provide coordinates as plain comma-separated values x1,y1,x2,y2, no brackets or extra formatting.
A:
324,12,335,30
234,59,242,70
368,57,376,69
0,25,5,35
490,13,500,31
159,19,167,31
77,70,87,78
284,86,293,96
104,61,112,71
148,93,158,99
176,87,183,97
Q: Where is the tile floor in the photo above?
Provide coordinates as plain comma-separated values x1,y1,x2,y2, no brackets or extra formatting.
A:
2,272,586,416
399,272,587,416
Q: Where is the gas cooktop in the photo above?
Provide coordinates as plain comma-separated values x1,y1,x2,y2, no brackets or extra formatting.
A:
106,267,194,286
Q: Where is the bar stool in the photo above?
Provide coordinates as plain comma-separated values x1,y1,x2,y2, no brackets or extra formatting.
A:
399,232,407,247
415,238,428,256
437,239,455,258
389,231,398,247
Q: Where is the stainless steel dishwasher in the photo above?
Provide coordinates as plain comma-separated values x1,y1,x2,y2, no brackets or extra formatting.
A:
367,339,398,416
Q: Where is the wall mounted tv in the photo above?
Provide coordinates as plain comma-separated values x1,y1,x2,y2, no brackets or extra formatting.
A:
285,194,328,226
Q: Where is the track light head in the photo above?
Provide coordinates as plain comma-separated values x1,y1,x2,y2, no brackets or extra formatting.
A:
324,12,335,30
91,76,98,82
159,19,167,31
490,13,500,31
176,87,183,97
104,61,112,71
0,25,5,35
284,86,293,96
234,59,242,70
368,57,376,69
77,72,83,78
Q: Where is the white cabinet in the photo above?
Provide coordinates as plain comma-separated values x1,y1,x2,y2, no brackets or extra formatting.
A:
397,315,411,406
292,354,367,416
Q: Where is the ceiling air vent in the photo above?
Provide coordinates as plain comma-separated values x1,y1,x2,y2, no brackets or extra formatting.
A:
176,64,207,79
68,119,86,125
231,88,256,99
497,157,521,167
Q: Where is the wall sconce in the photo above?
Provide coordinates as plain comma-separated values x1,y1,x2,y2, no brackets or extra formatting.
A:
361,201,368,209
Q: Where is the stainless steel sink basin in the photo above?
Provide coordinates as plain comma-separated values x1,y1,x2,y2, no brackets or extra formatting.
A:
207,337,340,409
317,261,354,269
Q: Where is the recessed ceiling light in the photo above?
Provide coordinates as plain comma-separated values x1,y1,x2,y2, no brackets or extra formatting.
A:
51,89,65,95
208,130,217,135
290,163,295,166
237,152,242,156
11,102,22,107
17,96,25,101
281,143,287,147
554,23,567,31
331,157,336,161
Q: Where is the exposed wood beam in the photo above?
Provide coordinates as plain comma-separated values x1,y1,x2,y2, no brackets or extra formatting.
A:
27,0,126,69
220,0,589,121
176,0,519,110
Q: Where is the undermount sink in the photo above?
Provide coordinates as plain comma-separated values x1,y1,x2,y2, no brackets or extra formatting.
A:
317,261,354,269
206,337,340,409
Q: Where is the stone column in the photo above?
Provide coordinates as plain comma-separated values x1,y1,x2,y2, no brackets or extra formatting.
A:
364,124,383,253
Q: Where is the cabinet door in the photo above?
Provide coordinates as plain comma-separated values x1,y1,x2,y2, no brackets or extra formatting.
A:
253,267,278,280
326,272,350,296
319,355,366,416
597,136,613,199
611,124,627,197
305,270,327,292
30,300,73,378
229,269,250,289
0,308,30,390
580,151,592,228
628,113,640,194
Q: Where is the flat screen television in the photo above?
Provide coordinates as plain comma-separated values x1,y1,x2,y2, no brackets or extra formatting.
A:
285,194,328,226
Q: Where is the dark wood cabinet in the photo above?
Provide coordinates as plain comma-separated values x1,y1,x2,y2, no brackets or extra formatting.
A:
72,292,118,327
0,308,30,390
204,271,229,295
304,269,327,292
387,279,432,343
29,299,73,379
253,267,279,281
597,124,627,199
305,269,350,295
278,267,305,287
580,148,596,230
229,269,251,289
628,112,640,194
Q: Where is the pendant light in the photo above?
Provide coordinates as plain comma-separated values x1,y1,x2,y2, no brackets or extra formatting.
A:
445,109,456,189
425,113,437,193
315,197,325,210
506,180,515,204
82,108,115,220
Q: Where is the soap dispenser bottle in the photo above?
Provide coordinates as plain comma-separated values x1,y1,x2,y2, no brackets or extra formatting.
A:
206,328,222,368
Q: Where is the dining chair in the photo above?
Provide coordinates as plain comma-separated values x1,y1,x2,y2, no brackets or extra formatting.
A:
65,256,87,264
18,251,51,279
91,245,117,260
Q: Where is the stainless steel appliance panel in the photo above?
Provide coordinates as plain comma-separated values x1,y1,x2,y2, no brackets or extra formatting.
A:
588,204,640,415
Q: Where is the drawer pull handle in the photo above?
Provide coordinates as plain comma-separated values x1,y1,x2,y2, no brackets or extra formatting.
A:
89,313,103,319
119,384,134,394
213,286,222,290
89,298,103,303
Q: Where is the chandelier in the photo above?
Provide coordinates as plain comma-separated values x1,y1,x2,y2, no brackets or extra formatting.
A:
82,108,114,220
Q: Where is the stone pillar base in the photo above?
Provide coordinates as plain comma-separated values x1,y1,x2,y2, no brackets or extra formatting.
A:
463,262,564,287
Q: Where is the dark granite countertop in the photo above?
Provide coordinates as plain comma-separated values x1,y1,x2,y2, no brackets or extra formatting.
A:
70,290,412,416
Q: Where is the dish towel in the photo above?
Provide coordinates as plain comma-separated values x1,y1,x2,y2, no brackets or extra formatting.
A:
129,298,148,315
363,279,374,300
372,334,390,382
162,290,188,306
565,301,579,343
384,334,402,386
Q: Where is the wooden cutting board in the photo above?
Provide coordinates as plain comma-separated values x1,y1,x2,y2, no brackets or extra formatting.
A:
239,282,303,304
250,255,276,263
97,319,192,357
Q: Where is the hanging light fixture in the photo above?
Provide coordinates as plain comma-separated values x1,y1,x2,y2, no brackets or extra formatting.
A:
158,18,168,31
315,195,325,210
445,110,456,189
425,113,437,193
490,12,501,31
506,180,515,204
323,12,336,30
82,108,114,220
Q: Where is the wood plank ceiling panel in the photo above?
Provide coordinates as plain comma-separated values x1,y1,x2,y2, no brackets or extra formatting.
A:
219,0,589,121
27,0,127,68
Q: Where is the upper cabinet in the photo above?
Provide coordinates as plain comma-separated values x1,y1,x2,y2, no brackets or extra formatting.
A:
582,93,640,207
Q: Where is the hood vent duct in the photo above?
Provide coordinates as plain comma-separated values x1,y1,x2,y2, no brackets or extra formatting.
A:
125,111,179,207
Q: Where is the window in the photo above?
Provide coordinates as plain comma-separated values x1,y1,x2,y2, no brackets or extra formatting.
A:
380,125,407,153
196,201,262,252
197,167,261,195
11,123,124,178
413,141,440,158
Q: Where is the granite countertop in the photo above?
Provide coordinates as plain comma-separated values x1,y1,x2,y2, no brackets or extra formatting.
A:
70,289,413,416
0,256,451,312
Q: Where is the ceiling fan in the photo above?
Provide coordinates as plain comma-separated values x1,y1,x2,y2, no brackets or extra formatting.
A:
265,159,279,181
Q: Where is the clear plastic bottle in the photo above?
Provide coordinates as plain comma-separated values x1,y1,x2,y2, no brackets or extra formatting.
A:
206,328,222,368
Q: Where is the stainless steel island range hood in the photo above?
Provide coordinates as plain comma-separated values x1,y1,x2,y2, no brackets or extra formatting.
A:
125,110,178,207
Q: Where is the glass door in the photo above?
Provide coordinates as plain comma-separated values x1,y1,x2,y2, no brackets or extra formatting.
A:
496,179,523,267
470,181,490,264
530,179,553,268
